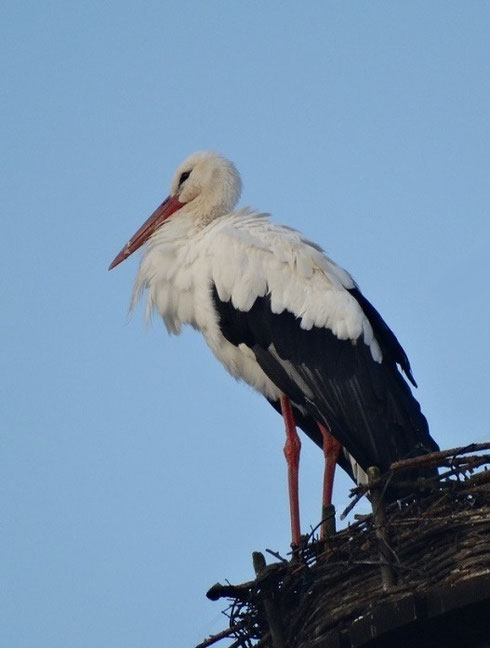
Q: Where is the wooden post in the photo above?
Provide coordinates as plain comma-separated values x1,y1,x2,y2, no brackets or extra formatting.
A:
321,503,336,538
252,552,286,648
367,466,396,590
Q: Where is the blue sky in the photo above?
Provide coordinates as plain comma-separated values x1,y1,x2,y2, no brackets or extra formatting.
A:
2,2,489,647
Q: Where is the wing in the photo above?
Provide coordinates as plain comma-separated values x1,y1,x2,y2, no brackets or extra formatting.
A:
208,213,438,474
347,286,417,387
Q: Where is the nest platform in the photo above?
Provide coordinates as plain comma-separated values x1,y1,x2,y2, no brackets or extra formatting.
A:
197,443,490,648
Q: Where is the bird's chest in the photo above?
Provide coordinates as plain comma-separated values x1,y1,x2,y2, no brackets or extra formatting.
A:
137,231,281,400
141,244,212,335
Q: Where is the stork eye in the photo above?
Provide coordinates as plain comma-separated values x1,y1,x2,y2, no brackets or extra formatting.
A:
178,170,191,187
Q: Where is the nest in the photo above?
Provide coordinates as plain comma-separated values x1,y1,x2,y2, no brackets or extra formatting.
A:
196,443,490,648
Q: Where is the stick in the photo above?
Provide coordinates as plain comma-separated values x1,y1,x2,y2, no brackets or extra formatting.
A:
321,503,336,538
194,621,247,648
265,548,288,564
390,443,490,471
368,466,396,590
253,552,286,648
340,489,367,520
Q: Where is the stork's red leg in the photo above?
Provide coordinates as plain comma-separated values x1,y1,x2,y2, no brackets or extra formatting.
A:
280,395,301,547
317,422,341,539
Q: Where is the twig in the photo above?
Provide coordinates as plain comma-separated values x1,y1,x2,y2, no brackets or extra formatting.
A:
226,639,247,648
390,443,490,471
194,621,247,648
265,548,288,564
461,469,490,488
340,489,368,520
437,457,490,481
301,512,336,547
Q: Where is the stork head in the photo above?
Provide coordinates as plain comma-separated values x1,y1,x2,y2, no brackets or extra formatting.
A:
109,151,242,270
170,151,242,216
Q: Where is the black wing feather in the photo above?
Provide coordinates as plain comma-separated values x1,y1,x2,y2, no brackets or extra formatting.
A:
347,287,417,386
212,285,438,476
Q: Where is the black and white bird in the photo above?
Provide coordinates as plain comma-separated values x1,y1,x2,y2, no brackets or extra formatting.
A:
109,151,439,545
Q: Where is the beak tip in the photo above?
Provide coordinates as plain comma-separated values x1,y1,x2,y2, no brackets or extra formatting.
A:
108,253,124,271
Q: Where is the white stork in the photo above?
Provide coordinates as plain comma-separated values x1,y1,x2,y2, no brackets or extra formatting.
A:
109,151,439,546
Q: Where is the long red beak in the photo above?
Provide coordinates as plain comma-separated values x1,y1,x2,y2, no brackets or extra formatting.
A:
108,195,184,270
